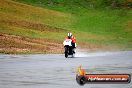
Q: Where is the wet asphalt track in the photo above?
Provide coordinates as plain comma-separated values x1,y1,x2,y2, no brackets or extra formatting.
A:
0,51,132,88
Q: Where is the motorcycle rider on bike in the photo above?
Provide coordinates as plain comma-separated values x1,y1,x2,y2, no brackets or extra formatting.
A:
65,32,76,53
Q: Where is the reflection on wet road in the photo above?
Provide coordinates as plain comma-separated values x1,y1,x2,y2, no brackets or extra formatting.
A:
0,51,132,88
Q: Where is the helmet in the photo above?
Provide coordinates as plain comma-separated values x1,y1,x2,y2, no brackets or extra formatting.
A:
68,32,72,38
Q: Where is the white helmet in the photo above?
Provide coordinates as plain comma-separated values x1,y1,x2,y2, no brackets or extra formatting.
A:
68,32,72,37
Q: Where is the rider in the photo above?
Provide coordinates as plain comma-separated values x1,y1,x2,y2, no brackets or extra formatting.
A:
66,32,76,53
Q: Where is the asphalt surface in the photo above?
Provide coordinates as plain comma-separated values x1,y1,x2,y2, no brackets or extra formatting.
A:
0,51,132,88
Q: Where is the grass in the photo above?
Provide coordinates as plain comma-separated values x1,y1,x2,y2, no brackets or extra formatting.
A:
13,0,132,33
0,0,132,54
0,0,70,54
0,0,72,29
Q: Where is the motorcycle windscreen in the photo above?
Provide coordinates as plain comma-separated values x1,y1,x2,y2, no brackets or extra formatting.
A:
63,39,72,46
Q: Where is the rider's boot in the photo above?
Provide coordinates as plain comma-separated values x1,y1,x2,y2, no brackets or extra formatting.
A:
73,48,76,54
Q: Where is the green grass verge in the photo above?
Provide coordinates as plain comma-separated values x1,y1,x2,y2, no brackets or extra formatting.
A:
0,0,132,51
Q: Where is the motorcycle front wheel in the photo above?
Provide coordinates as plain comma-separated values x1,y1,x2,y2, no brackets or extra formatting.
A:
65,47,68,58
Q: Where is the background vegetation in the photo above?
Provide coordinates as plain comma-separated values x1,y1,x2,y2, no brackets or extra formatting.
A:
0,0,132,54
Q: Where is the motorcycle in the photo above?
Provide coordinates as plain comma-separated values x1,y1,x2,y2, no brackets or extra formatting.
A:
63,39,76,58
